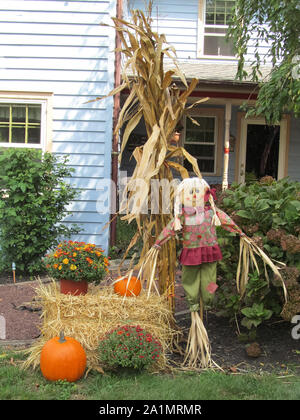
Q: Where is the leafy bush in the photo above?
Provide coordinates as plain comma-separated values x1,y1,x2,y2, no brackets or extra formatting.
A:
98,325,163,371
215,177,300,338
0,148,80,275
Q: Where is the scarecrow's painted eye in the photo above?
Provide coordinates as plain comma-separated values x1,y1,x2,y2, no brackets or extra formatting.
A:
189,190,193,194
195,189,200,194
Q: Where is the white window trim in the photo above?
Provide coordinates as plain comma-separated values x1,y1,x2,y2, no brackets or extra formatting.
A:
197,0,237,60
184,115,218,175
237,114,290,184
182,108,224,177
0,92,53,152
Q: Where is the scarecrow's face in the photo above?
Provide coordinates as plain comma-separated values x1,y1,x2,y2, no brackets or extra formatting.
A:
182,184,208,207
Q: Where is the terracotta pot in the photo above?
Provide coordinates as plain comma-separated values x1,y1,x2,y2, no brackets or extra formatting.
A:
60,279,88,296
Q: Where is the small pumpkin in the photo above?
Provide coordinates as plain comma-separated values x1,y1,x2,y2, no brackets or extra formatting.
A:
40,331,86,382
113,276,142,297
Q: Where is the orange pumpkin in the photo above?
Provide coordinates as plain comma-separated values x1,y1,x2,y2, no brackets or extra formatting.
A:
40,331,86,382
113,276,142,297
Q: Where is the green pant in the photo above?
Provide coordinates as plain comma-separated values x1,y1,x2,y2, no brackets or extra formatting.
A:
181,262,217,312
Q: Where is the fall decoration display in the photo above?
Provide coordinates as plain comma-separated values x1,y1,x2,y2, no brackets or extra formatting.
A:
98,324,163,370
94,9,209,312
40,331,86,382
22,279,178,373
44,240,110,295
113,275,142,297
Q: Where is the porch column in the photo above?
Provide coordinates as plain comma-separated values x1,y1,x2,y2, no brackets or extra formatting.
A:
222,102,232,191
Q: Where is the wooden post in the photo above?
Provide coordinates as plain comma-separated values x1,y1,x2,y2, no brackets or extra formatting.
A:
222,102,232,191
110,0,123,247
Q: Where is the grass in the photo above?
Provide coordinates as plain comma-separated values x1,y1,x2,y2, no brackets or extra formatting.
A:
1,347,300,400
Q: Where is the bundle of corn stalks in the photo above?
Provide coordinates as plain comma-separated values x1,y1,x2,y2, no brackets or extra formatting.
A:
95,9,209,311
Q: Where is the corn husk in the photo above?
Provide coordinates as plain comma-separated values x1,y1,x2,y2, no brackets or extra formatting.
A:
237,235,287,301
22,279,180,373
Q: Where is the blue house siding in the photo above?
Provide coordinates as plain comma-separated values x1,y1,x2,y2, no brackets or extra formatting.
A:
0,0,117,252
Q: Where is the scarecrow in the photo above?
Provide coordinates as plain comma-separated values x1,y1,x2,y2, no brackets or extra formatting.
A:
141,176,287,368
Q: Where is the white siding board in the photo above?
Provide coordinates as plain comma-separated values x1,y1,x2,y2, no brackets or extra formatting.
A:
53,120,108,132
53,131,107,143
0,45,109,58
0,69,108,82
0,1,110,13
0,11,107,25
0,81,109,96
0,34,109,47
53,108,109,121
53,143,106,155
59,155,105,167
70,166,105,179
0,22,111,36
68,177,109,191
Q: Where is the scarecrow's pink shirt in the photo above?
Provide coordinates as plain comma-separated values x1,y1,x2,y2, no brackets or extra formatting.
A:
154,206,243,266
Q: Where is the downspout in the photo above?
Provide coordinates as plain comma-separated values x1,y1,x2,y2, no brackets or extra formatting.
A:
110,0,123,247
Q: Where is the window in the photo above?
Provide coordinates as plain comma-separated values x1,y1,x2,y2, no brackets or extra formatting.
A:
0,104,41,145
198,0,236,58
183,108,224,176
0,93,53,151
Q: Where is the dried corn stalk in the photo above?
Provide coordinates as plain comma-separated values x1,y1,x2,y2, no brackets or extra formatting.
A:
94,9,209,311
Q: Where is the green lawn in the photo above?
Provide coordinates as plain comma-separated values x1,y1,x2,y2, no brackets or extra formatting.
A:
1,347,300,400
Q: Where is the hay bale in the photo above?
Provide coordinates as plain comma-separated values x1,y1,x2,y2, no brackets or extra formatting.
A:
22,279,178,372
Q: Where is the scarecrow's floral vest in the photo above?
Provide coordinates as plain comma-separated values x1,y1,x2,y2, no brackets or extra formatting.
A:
155,206,243,266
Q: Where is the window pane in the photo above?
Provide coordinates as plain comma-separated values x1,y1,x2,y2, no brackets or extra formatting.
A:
12,106,26,123
185,144,215,158
186,117,215,143
198,159,215,173
205,27,227,34
205,0,235,25
185,159,215,174
0,106,9,122
28,127,41,144
204,35,235,56
11,126,25,143
0,127,9,142
28,106,41,123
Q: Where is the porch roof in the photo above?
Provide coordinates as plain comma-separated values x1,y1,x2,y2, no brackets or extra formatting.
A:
124,60,272,87
163,61,272,86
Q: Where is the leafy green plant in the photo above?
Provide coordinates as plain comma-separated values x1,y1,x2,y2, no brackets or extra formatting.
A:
98,325,163,371
0,148,80,275
241,303,273,330
215,177,300,336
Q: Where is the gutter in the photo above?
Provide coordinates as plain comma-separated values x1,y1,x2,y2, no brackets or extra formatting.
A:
110,0,123,247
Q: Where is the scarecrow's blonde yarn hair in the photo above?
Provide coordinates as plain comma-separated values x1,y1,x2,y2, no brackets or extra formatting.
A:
173,177,221,231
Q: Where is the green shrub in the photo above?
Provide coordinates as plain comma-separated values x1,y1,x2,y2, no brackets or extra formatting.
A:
215,177,300,338
0,148,80,275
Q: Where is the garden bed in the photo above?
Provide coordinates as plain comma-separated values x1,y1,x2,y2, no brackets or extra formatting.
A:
0,272,299,374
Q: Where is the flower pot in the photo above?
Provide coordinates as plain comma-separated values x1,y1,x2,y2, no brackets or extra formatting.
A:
60,279,88,296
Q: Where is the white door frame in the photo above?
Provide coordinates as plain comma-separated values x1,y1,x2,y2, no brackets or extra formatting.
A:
238,116,288,184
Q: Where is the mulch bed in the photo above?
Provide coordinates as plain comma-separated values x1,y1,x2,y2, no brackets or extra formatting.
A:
0,271,299,374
